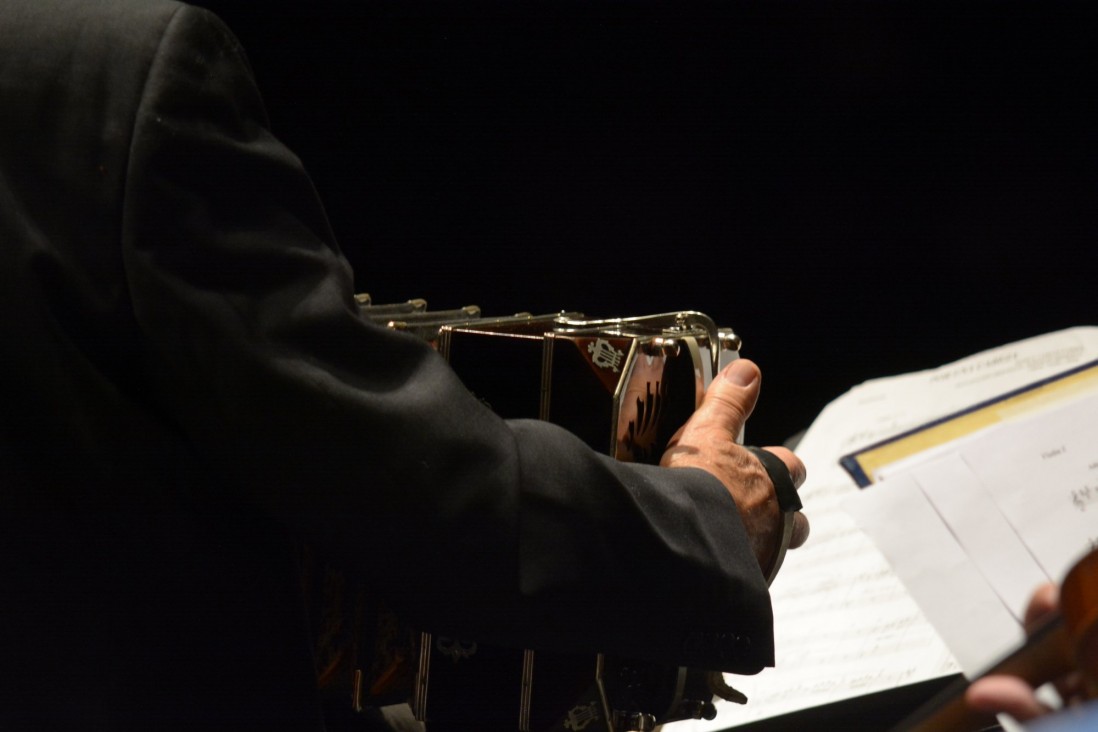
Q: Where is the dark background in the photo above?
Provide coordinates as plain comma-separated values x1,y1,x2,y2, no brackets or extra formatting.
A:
197,0,1096,448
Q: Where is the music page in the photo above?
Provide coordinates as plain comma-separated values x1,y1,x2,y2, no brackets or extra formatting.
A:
963,394,1098,580
670,326,1098,730
845,465,1028,674
846,391,1098,675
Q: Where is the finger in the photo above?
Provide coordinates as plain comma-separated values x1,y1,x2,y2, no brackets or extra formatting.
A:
790,511,810,549
752,446,809,549
1023,583,1059,631
696,359,761,438
757,445,806,488
965,676,1050,721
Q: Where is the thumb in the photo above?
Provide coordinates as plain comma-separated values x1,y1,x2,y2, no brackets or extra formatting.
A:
696,358,761,438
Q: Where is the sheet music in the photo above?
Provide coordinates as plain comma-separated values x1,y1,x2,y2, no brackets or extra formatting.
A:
845,390,1098,677
963,395,1098,580
669,326,1098,730
901,454,1047,623
845,467,1028,674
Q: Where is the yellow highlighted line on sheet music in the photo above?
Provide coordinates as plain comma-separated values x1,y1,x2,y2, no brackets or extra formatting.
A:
852,364,1098,484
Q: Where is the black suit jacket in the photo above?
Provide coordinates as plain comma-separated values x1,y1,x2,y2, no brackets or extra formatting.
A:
0,0,773,727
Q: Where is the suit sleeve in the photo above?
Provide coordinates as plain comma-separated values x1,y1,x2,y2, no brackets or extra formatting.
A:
121,4,774,673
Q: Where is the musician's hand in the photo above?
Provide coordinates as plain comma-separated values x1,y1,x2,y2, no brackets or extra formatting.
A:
660,358,809,575
965,583,1085,721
